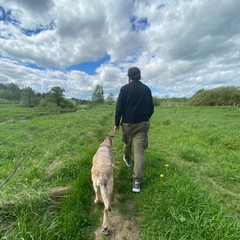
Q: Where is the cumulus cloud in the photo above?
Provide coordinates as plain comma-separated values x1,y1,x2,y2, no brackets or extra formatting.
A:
0,0,239,99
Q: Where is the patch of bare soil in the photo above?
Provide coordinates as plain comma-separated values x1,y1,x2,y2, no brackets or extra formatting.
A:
94,197,140,240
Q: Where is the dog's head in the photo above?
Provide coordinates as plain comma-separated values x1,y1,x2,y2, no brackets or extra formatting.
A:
99,136,113,148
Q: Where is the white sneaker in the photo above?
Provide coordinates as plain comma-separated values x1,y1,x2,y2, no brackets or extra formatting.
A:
123,156,132,167
132,182,140,193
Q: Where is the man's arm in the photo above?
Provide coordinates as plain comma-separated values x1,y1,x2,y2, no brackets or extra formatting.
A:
114,125,120,134
115,88,124,126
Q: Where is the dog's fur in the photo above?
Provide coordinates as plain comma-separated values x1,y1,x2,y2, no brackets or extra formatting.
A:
91,137,114,235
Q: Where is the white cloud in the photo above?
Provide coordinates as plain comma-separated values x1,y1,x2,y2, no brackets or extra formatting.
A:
0,0,239,99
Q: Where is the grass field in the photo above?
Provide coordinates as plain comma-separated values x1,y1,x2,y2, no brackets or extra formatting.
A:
0,104,239,239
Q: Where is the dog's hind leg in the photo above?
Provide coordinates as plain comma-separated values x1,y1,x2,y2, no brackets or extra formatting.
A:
102,208,109,235
93,181,100,204
107,175,114,212
100,182,110,234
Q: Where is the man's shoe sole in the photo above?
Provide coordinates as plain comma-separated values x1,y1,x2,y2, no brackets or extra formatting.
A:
123,157,132,167
132,188,140,193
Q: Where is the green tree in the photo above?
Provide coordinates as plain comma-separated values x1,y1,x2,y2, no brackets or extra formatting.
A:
7,83,21,100
20,87,38,107
0,84,7,100
91,85,104,104
0,83,21,101
47,86,65,107
60,99,76,109
106,93,115,104
152,96,161,106
0,89,6,100
191,89,205,98
190,86,240,106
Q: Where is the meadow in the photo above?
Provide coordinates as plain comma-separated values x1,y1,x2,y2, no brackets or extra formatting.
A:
0,104,239,239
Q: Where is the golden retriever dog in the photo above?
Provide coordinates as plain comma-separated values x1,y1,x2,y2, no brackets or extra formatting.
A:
91,137,114,235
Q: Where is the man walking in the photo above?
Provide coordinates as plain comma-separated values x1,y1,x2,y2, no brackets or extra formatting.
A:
114,67,154,192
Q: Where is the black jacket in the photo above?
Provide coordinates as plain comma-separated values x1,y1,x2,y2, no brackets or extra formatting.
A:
115,80,154,126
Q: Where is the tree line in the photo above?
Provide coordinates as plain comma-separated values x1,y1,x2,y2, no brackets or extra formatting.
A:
189,86,240,107
0,83,114,108
0,83,239,108
153,86,240,107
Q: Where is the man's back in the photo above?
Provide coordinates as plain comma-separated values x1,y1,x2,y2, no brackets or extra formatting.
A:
115,80,154,124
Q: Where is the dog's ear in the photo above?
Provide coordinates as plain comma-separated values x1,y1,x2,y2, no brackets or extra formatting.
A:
108,136,113,144
99,138,104,142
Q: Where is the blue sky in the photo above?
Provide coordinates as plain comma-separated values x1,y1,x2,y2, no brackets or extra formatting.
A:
66,54,111,75
0,0,240,99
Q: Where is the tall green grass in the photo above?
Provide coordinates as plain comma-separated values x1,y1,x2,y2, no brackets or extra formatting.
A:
135,106,240,239
0,105,114,239
0,105,239,239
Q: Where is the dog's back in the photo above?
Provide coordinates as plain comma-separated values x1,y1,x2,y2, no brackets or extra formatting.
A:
92,143,113,185
91,138,113,234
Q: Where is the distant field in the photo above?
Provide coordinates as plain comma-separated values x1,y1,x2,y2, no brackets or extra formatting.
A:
0,104,239,239
0,104,50,123
160,101,188,107
0,104,78,123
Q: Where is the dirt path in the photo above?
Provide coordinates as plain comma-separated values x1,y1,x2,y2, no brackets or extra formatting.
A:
46,155,141,239
94,198,140,240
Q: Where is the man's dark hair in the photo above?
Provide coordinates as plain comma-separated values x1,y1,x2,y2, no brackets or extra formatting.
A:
127,67,141,81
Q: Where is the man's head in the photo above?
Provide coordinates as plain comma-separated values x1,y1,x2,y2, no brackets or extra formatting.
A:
127,67,141,81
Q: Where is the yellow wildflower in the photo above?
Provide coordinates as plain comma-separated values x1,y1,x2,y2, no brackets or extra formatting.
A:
160,174,165,178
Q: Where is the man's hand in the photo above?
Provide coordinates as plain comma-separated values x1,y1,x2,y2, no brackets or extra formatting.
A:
114,126,119,134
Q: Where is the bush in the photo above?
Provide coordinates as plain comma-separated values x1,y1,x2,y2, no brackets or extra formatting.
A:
190,86,240,106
